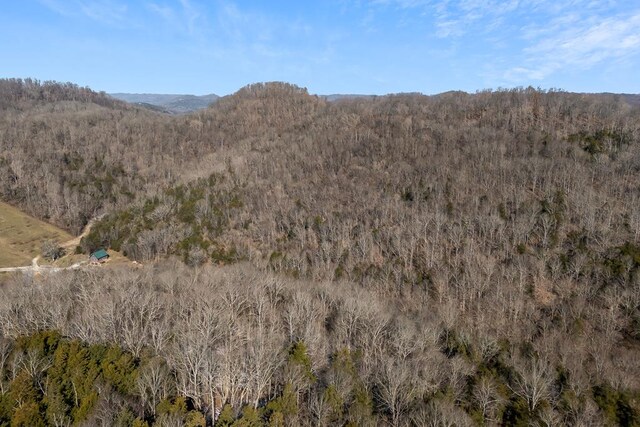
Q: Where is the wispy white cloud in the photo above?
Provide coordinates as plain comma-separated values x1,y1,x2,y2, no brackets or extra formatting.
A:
38,0,73,16
77,0,127,24
39,0,128,25
178,0,201,35
141,0,340,79
370,0,431,8
146,0,204,36
211,1,330,58
373,0,640,86
146,2,174,21
504,11,640,82
367,0,619,41
368,0,520,38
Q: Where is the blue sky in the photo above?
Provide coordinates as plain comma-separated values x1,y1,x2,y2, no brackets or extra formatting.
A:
1,0,639,95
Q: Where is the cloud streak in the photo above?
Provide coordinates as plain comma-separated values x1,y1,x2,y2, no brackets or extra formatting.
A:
146,0,205,36
26,0,640,93
40,0,128,25
505,11,640,82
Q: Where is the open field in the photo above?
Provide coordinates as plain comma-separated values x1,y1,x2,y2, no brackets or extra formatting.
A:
0,201,131,273
0,201,72,268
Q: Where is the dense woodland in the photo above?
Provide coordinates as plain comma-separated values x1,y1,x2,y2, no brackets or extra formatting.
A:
0,78,639,426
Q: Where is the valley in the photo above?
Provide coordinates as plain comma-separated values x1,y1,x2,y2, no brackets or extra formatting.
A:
0,78,638,426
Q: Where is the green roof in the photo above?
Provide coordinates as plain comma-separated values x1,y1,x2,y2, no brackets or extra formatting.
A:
91,249,109,259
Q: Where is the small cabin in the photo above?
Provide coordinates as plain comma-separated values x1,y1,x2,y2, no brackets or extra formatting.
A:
90,249,110,264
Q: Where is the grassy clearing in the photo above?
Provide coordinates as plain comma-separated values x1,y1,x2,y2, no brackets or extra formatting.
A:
0,201,72,268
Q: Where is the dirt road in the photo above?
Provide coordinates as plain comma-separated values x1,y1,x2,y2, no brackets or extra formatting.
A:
60,214,104,250
0,215,102,274
0,259,85,274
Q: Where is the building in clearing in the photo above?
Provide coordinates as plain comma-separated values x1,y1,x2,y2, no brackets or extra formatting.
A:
90,249,110,264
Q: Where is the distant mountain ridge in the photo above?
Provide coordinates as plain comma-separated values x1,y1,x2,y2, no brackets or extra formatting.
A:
109,88,640,115
109,92,382,113
109,93,220,114
620,94,640,106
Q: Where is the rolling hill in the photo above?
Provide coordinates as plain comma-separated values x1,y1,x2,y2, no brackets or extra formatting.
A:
0,78,639,426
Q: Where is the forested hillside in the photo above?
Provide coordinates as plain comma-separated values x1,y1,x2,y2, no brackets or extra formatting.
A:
0,78,639,425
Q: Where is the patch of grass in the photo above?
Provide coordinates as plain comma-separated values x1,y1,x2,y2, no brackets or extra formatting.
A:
51,254,87,268
0,201,72,268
